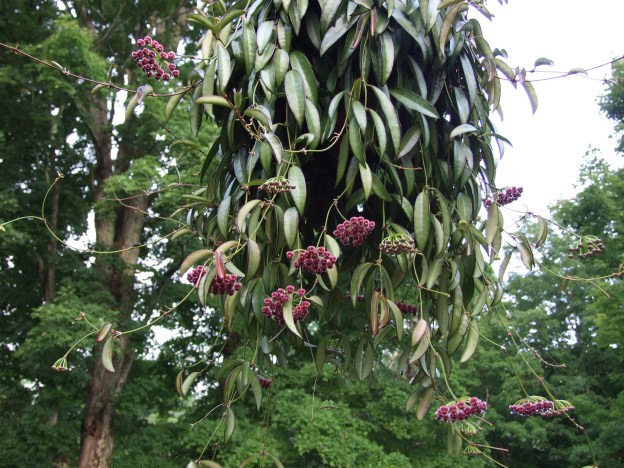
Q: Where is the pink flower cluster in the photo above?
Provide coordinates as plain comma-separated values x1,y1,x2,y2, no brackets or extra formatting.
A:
187,266,207,287
396,300,418,316
208,274,242,295
288,246,337,274
262,286,310,325
131,35,179,81
485,186,523,207
509,398,575,417
333,216,375,246
435,397,487,422
258,376,272,389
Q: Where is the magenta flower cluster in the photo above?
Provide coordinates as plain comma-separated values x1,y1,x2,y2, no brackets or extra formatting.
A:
435,397,487,422
485,186,523,207
131,35,179,81
208,274,242,295
288,246,337,274
333,216,375,246
396,300,418,316
187,266,207,287
262,286,310,325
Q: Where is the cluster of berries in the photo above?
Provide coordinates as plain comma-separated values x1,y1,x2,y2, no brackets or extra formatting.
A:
187,265,207,287
345,292,365,302
568,236,605,259
509,400,553,416
262,286,310,325
258,376,272,389
379,235,415,255
435,397,487,422
131,35,179,81
485,186,523,207
333,216,376,246
209,274,242,295
509,397,575,417
287,246,337,274
258,177,295,194
396,301,418,316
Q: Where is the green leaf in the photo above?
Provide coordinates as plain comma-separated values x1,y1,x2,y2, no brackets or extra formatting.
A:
417,387,434,420
102,336,115,372
224,407,235,443
453,87,470,124
242,21,257,75
390,88,440,119
449,124,477,139
96,322,113,342
304,100,321,149
398,125,421,158
321,14,354,56
521,80,538,114
181,372,199,396
438,2,464,56
216,43,232,94
257,21,274,54
217,196,231,238
414,190,431,251
288,165,306,214
285,70,306,126
351,262,373,306
379,31,394,85
369,85,401,154
535,215,548,248
484,203,497,245
568,67,587,75
411,318,428,346
180,249,213,276
359,163,373,200
371,173,392,201
263,133,283,164
246,238,261,277
324,234,342,259
249,372,263,411
283,295,302,338
409,329,430,363
351,100,367,132
290,51,318,103
534,57,554,68
460,319,479,363
195,95,230,107
320,0,343,34
165,89,186,122
283,207,299,248
368,108,387,157
244,106,274,131
387,300,404,341
348,118,364,164
236,200,262,232
315,336,330,374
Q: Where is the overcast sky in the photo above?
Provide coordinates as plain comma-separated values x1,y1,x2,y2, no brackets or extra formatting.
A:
474,0,623,215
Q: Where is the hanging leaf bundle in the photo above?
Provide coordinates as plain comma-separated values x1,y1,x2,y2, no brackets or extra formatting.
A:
171,0,531,431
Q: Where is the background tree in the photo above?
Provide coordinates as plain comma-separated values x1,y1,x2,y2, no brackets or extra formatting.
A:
0,1,211,466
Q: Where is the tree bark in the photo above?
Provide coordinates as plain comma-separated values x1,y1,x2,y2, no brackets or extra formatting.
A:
77,83,147,467
71,3,191,465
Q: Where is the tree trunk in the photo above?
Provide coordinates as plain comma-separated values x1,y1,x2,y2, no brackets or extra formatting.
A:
79,335,135,468
71,4,191,465
77,87,147,467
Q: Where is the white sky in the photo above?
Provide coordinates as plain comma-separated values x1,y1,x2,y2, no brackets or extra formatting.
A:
476,0,623,214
